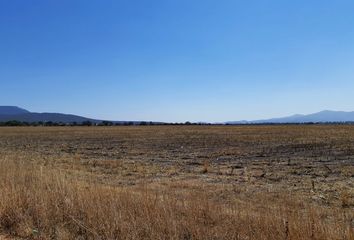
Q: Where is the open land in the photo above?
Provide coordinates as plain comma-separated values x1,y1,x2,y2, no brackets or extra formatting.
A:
0,125,353,239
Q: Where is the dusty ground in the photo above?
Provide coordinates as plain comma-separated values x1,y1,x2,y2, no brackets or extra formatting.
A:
0,125,353,207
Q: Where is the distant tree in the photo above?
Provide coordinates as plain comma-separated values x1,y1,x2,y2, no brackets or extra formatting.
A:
30,122,39,126
45,121,54,126
102,121,114,126
82,121,93,126
5,120,23,126
22,122,30,126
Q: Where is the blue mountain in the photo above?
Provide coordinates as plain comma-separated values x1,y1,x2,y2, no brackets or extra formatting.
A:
0,106,101,123
226,110,354,124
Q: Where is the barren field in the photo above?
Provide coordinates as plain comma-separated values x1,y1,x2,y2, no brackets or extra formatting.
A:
0,126,353,239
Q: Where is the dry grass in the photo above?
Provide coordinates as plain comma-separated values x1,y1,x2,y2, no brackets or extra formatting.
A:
0,126,353,239
0,158,352,240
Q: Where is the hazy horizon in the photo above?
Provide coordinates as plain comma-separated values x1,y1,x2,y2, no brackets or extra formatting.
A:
1,1,354,122
3,105,354,124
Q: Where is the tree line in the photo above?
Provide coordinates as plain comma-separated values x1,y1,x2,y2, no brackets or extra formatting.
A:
0,120,212,127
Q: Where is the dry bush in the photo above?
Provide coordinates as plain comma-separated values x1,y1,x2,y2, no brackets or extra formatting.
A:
201,160,210,174
0,158,352,240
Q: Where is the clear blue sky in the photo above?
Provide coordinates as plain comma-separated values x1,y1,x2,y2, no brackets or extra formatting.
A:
1,1,354,122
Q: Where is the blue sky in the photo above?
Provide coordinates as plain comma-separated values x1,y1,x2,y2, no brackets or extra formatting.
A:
1,0,354,122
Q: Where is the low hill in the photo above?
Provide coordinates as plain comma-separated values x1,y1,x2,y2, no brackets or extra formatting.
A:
0,106,102,124
227,110,354,124
0,106,30,115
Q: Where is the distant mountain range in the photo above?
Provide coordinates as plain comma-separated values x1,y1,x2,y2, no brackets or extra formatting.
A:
2,107,354,125
226,110,354,124
0,106,112,124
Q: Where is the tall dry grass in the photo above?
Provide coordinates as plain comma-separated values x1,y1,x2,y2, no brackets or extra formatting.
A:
0,158,352,240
